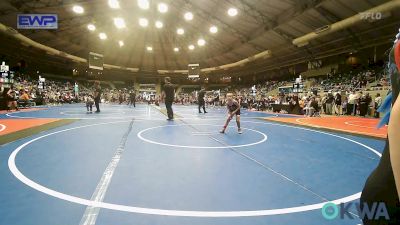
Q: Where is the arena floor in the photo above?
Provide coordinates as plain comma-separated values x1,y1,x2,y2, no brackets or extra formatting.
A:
0,104,386,225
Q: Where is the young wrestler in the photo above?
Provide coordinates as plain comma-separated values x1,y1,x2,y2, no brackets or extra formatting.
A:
220,93,242,134
85,94,94,113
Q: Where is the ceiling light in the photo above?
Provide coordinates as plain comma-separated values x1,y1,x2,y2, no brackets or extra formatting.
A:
108,0,120,9
119,41,124,47
139,18,148,27
87,24,96,31
210,26,218,33
158,3,168,13
177,28,184,35
184,12,193,21
188,45,195,50
197,39,206,46
228,8,238,17
155,21,163,29
174,47,179,52
72,5,84,14
138,0,149,10
99,33,107,40
114,17,126,29
147,46,153,51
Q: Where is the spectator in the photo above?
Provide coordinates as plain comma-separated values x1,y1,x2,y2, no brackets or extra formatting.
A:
5,85,19,111
374,93,382,118
305,97,318,117
325,91,334,115
333,92,342,115
321,94,327,114
18,89,31,107
348,91,357,115
342,96,348,115
365,93,372,116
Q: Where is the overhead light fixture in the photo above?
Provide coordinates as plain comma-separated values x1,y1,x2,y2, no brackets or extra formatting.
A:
188,45,195,50
99,33,107,40
228,8,238,17
177,28,184,35
209,25,218,33
155,21,163,29
147,46,153,51
108,0,120,9
72,5,84,14
139,18,149,27
158,3,168,13
184,12,193,21
87,24,96,31
174,47,179,52
138,0,149,10
114,17,126,29
119,40,124,47
197,39,206,46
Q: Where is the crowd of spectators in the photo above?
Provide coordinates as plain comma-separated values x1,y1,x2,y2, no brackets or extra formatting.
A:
309,69,387,92
2,68,391,118
184,69,390,118
2,76,81,110
2,75,157,111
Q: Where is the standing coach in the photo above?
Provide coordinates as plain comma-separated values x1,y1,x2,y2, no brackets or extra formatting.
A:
162,77,175,120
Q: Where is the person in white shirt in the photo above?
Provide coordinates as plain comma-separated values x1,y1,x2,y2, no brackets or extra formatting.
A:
347,91,357,115
374,93,383,118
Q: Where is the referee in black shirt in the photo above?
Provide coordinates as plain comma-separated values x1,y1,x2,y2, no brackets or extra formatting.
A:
198,87,207,113
162,77,175,120
94,81,102,113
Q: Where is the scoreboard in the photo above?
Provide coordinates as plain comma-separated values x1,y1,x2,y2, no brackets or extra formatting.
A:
188,64,199,78
89,52,104,70
292,75,304,93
